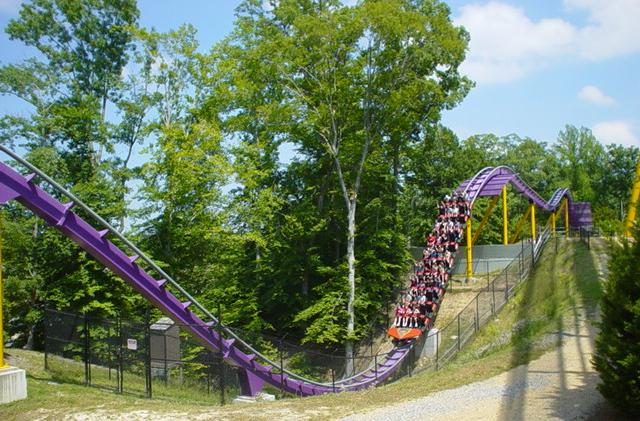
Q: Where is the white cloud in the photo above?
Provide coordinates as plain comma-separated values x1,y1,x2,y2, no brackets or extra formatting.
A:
0,0,21,14
455,0,640,84
578,85,616,106
565,0,640,60
592,121,638,147
456,2,576,84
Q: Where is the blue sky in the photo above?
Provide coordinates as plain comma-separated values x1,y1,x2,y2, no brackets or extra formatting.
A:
0,0,638,149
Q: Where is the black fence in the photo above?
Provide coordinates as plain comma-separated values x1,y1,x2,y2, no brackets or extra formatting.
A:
43,309,239,403
577,226,599,249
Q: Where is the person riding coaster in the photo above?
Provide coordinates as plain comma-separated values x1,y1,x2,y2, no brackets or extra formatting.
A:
387,192,469,343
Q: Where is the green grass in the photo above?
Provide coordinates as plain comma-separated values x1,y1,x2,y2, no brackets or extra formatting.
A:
0,238,606,420
0,349,234,421
41,351,238,404
454,236,603,367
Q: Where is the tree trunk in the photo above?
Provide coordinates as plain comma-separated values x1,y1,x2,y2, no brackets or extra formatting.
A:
344,198,356,376
24,324,35,350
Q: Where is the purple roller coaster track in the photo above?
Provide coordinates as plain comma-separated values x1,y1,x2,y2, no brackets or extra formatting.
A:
0,147,590,397
456,166,592,227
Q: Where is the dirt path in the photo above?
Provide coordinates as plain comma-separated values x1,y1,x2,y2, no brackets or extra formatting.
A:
342,239,620,421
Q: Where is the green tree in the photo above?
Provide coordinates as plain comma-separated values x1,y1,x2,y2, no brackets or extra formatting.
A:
593,144,639,231
555,125,605,203
219,0,471,368
5,0,139,169
0,0,141,347
401,124,463,243
593,227,640,416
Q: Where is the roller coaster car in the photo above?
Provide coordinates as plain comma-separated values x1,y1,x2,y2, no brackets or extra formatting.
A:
387,317,433,342
387,326,422,342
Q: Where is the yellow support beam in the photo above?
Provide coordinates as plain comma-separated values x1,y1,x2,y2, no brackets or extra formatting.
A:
555,198,567,235
530,203,536,242
624,157,640,237
509,205,532,244
0,211,5,368
502,185,508,245
472,196,500,245
551,211,556,236
466,217,472,280
564,197,570,237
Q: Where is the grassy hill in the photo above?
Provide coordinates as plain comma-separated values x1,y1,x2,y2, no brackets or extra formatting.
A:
0,238,606,420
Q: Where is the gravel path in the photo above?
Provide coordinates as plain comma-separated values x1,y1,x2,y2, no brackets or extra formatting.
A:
342,314,603,421
342,240,614,421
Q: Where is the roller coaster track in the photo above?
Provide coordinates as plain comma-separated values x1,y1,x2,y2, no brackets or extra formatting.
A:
0,148,587,397
456,166,571,211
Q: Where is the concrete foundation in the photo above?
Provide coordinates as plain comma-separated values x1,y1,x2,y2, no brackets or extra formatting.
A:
417,328,441,358
452,243,530,275
232,392,276,403
0,366,27,404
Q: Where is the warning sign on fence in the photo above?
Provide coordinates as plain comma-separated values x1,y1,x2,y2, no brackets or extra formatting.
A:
127,338,138,350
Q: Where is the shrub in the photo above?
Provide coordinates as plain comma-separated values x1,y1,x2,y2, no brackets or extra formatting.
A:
592,227,640,416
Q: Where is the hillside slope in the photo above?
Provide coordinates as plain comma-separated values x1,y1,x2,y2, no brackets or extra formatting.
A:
344,237,615,420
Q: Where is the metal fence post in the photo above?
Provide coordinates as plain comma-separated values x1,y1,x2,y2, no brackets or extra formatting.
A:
279,337,285,397
520,239,524,278
435,330,439,371
531,237,535,265
486,260,490,289
475,295,479,331
332,368,336,393
491,278,496,314
505,270,509,301
118,315,123,393
44,309,49,371
84,312,91,386
374,354,378,380
145,309,152,399
409,345,414,377
207,351,212,395
217,303,225,406
457,314,461,351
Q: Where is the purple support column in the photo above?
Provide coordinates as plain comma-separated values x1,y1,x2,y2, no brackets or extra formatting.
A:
238,367,266,397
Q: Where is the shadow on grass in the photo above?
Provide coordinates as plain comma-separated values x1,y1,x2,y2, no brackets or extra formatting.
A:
496,237,606,421
547,239,607,420
495,237,606,420
496,238,560,421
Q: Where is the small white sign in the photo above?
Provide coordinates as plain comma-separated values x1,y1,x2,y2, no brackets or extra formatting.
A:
127,338,138,350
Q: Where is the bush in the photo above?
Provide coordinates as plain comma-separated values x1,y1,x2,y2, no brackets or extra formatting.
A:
592,227,640,416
